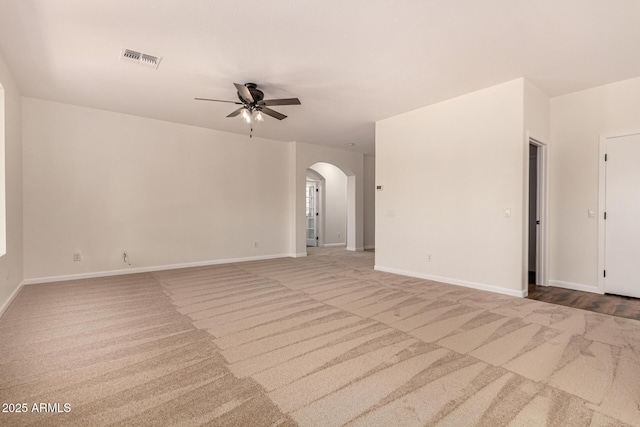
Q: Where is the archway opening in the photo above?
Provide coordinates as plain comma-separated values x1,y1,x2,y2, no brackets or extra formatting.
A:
306,162,348,250
0,81,5,256
291,143,364,258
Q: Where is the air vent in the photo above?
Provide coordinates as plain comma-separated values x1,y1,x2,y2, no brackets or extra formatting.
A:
120,48,161,69
122,49,141,61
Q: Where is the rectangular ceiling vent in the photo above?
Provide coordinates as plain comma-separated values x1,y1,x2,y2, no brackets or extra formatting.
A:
120,48,161,69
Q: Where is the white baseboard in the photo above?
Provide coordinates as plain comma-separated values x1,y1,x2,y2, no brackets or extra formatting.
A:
346,246,365,252
374,265,526,298
0,281,24,318
323,243,347,248
364,245,375,250
22,253,292,286
291,252,307,258
548,280,602,294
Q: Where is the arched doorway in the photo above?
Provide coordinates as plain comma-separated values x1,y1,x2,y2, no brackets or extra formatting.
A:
291,142,364,258
306,162,348,249
0,81,5,256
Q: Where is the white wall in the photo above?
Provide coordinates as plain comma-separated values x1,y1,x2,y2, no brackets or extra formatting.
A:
376,79,527,296
22,98,291,281
0,53,23,314
309,162,347,246
524,80,551,142
523,79,550,286
550,76,640,290
363,155,375,249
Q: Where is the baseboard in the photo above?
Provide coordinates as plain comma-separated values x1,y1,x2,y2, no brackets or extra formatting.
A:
548,280,602,294
346,246,365,252
364,245,375,250
291,252,307,258
374,265,526,298
323,243,347,248
22,253,292,286
0,281,24,318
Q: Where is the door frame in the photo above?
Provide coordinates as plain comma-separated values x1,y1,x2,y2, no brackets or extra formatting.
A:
305,181,318,247
305,178,324,247
523,134,549,292
598,131,640,294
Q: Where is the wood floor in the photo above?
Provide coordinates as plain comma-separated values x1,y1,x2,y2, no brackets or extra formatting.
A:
527,278,640,321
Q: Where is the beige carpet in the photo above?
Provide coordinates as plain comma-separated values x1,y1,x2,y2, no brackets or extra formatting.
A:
1,248,639,426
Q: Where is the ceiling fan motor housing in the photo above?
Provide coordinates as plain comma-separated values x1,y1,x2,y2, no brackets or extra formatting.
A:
237,83,265,104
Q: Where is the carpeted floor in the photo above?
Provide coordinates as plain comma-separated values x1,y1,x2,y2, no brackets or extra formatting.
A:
1,248,639,426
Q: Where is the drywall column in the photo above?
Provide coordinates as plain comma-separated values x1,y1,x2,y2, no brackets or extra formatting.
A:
523,79,550,291
289,142,302,256
0,53,23,315
346,175,364,251
363,155,376,249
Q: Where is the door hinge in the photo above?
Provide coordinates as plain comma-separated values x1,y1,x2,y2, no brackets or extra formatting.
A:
604,212,607,220
604,153,608,161
604,270,606,277
316,236,319,240
316,188,319,192
316,212,319,216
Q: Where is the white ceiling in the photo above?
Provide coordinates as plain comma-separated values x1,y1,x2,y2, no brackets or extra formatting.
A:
1,0,639,155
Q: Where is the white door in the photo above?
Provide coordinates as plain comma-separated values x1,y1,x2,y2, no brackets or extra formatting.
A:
605,133,640,297
306,182,318,246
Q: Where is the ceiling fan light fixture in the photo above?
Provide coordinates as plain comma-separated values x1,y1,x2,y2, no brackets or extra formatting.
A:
195,82,301,137
241,108,251,123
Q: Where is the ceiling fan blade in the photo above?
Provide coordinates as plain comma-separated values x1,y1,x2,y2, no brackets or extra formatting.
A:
234,83,254,103
226,107,244,118
258,98,301,106
261,107,287,120
194,98,242,104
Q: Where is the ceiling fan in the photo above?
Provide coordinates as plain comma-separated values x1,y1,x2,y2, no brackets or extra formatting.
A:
195,82,301,124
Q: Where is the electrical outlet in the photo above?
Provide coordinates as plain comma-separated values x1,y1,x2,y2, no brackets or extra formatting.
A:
427,254,432,262
253,241,259,248
337,233,341,239
73,252,82,262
